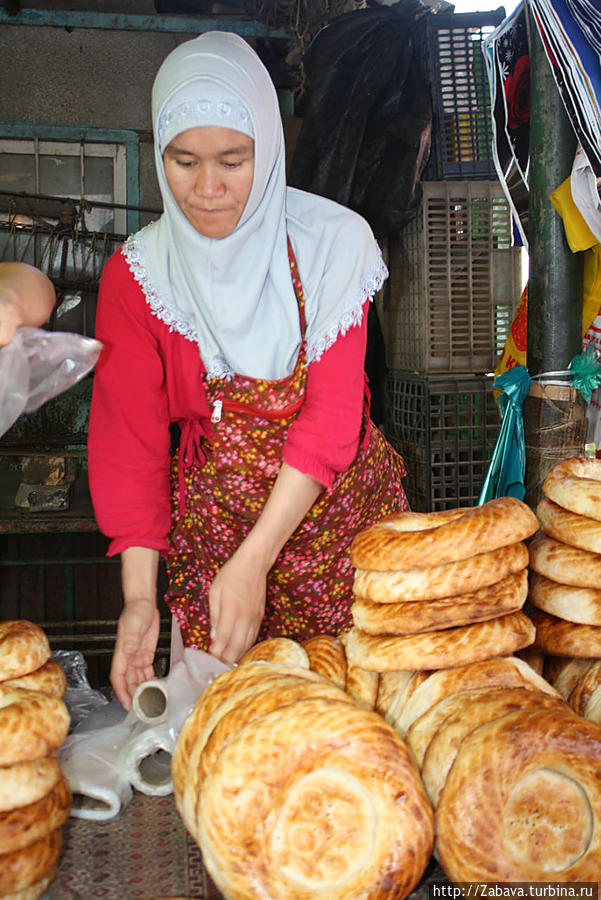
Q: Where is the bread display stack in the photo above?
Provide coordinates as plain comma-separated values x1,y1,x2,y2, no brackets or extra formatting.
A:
345,496,538,674
529,457,601,673
172,651,434,900
0,620,71,900
341,496,601,885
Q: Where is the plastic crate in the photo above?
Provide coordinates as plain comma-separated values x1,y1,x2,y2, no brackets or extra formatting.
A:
386,371,500,512
383,181,521,374
415,10,504,180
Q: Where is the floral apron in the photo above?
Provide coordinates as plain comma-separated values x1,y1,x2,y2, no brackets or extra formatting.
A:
164,242,409,649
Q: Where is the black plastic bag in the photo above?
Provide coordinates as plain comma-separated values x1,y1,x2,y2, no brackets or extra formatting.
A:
289,2,432,239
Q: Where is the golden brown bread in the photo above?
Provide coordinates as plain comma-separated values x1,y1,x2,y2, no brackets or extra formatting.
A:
171,662,326,802
301,634,347,690
531,608,601,657
543,655,595,697
196,698,434,900
338,631,379,709
238,637,309,668
514,647,545,676
344,612,536,673
568,659,601,717
179,674,354,832
374,669,415,718
419,687,569,806
353,541,529,604
0,622,50,682
0,686,70,766
393,655,560,738
0,660,66,698
406,684,566,772
529,531,601,588
0,753,61,813
0,828,62,895
529,572,601,625
350,498,538,571
0,772,70,855
537,496,601,554
543,456,601,521
1,868,57,900
436,708,601,882
351,569,528,635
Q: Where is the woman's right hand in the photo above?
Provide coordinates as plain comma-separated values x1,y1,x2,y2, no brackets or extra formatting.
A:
114,546,161,709
110,597,160,710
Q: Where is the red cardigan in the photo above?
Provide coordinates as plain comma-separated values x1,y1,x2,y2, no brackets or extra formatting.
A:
88,249,371,555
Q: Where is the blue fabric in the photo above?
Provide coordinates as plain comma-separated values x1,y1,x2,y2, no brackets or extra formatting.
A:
479,364,531,503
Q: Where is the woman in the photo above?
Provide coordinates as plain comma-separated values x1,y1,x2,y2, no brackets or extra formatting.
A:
0,262,56,346
88,31,408,710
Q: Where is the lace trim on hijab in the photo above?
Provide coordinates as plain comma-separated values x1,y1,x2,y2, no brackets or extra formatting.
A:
306,251,389,364
121,232,235,380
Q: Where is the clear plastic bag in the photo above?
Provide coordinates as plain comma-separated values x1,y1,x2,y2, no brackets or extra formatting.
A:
0,326,101,439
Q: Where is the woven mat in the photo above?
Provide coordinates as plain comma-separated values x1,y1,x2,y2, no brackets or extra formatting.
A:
43,790,449,900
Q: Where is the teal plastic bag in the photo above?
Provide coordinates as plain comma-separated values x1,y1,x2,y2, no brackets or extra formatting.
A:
478,365,531,504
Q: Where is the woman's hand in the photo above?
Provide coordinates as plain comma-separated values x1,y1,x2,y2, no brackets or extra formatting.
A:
113,546,160,709
208,544,268,664
110,598,160,710
208,463,323,664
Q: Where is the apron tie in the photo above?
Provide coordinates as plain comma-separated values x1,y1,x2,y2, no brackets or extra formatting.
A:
178,418,211,511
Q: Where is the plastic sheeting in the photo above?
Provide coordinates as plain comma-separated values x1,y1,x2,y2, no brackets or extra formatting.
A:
288,2,433,239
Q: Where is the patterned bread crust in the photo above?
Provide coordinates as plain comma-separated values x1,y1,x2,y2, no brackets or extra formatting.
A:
0,829,62,895
568,659,601,716
0,772,71,854
537,497,601,554
350,498,538,571
436,708,601,882
543,456,601,521
395,655,560,738
338,631,379,709
301,634,347,690
529,532,601,588
353,542,529,604
375,670,414,718
351,570,528,635
531,608,601,657
514,647,545,676
0,753,61,813
530,571,601,625
0,687,70,767
180,675,354,834
1,660,66,698
172,662,325,803
344,612,536,675
238,638,309,668
420,687,569,806
1,868,57,900
196,698,434,900
543,655,595,697
0,622,50,682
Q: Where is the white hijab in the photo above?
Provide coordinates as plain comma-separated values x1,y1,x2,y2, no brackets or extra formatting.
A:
123,31,388,380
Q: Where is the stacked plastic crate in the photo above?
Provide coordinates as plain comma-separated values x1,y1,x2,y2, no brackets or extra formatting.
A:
383,10,522,512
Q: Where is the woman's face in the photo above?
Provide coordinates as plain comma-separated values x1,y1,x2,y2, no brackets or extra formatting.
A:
163,125,255,238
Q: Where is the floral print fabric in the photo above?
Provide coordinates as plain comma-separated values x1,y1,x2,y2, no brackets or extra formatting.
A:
164,243,408,649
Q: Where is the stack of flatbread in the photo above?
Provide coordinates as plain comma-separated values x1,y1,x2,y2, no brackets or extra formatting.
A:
529,457,601,668
344,497,538,674
171,640,434,900
543,654,601,722
0,620,71,900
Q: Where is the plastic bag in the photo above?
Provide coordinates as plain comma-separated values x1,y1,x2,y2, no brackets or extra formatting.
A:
0,326,102,439
52,649,109,732
58,649,231,819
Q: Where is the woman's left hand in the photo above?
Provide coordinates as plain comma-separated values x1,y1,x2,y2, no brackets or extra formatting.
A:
208,544,267,664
